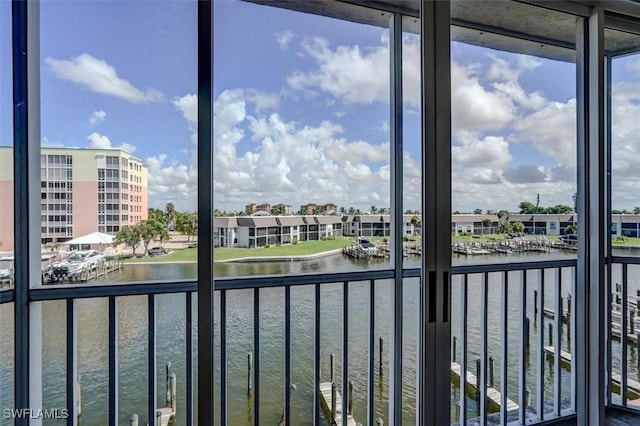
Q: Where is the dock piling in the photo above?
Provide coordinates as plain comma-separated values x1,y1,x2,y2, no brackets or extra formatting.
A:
525,317,530,349
331,382,337,424
452,336,457,363
156,409,162,424
248,352,253,393
165,362,172,408
379,337,383,374
330,352,335,383
170,372,177,413
489,356,494,388
129,414,138,426
348,379,354,415
548,323,553,346
475,358,481,413
631,309,636,335
534,290,538,315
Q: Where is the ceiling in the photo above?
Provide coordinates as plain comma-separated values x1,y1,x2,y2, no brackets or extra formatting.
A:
245,0,640,62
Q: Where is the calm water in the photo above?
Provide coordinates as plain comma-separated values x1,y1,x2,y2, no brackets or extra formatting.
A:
0,249,638,425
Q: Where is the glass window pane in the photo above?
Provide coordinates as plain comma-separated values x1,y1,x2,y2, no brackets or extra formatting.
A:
402,16,422,269
213,0,392,277
451,1,578,422
39,1,197,285
606,25,640,407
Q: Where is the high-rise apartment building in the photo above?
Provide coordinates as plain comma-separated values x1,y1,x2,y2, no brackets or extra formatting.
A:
0,147,148,251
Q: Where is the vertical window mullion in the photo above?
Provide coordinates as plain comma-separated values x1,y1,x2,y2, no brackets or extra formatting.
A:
197,1,215,425
388,12,404,426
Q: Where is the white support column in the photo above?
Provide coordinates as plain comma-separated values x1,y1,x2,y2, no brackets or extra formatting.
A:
576,6,606,426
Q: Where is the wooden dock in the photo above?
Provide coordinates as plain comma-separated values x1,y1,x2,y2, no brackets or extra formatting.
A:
319,382,357,426
543,346,640,398
450,362,519,412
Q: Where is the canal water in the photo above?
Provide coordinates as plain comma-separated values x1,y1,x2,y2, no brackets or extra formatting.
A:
0,249,638,425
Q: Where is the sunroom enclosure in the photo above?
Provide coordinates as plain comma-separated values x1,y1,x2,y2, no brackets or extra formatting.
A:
6,0,640,425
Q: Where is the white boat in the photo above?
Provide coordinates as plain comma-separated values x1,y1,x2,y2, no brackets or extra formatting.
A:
50,250,106,281
355,237,378,256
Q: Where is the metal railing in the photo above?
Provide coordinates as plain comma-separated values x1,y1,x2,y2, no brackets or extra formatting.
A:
0,259,587,425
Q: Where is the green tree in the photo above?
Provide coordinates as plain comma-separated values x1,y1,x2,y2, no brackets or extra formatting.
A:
482,218,493,235
410,215,422,231
498,219,513,236
165,202,176,230
519,202,537,214
473,208,483,215
138,219,166,255
370,205,377,215
114,225,142,256
176,211,198,242
546,204,573,214
512,221,525,236
148,207,165,224
564,224,578,235
157,226,171,248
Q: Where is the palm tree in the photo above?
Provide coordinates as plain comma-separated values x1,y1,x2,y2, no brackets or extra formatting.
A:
370,205,377,215
165,202,176,230
498,220,513,237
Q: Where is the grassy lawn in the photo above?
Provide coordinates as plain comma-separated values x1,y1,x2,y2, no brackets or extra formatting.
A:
612,236,640,246
125,237,354,263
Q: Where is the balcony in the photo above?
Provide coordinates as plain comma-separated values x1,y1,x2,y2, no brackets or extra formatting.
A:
7,0,640,425
0,256,638,425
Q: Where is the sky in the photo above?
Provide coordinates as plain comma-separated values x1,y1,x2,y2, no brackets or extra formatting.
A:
2,1,640,213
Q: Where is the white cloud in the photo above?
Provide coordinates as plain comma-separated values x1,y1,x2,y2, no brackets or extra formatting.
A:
452,135,512,167
451,62,516,135
172,94,197,123
287,36,390,104
514,99,577,165
87,132,136,153
89,110,106,126
46,54,163,103
276,31,293,50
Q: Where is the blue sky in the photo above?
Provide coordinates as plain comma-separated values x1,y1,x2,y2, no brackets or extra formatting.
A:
3,1,640,213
